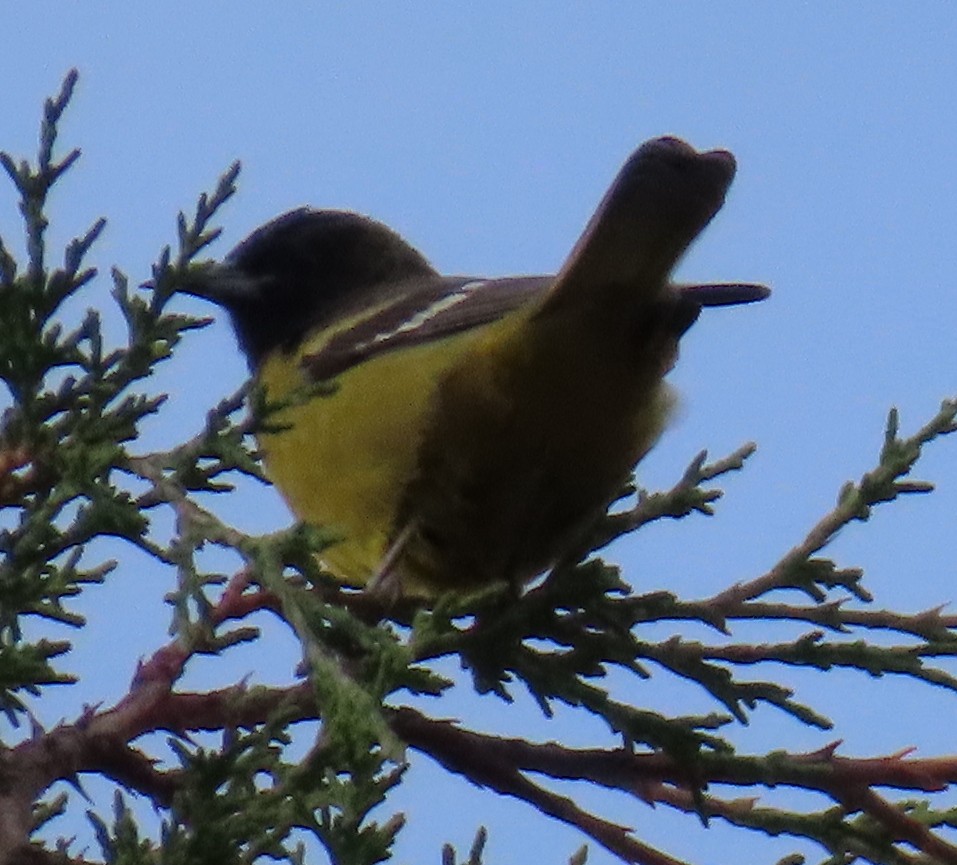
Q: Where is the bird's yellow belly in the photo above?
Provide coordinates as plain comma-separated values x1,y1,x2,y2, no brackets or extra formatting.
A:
256,327,488,590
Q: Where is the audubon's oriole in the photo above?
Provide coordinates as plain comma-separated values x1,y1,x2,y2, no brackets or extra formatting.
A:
180,136,769,598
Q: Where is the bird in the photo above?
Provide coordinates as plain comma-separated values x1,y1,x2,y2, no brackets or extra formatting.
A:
179,136,769,599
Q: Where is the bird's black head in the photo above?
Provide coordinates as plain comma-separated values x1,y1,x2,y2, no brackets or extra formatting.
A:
180,209,437,368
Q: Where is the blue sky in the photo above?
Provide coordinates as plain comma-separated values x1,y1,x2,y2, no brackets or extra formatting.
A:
3,5,957,864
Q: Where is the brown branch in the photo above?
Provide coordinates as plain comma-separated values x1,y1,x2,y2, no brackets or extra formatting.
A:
0,444,40,505
0,443,31,477
389,707,691,865
836,786,957,864
716,599,957,640
0,568,299,863
390,708,957,863
10,650,957,865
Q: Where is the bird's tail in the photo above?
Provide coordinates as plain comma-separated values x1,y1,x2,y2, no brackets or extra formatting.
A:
540,137,742,315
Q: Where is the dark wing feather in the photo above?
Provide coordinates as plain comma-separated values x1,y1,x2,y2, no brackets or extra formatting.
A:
303,275,553,380
677,282,770,306
301,273,769,381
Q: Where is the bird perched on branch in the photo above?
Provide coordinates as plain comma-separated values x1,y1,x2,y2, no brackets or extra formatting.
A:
181,136,769,598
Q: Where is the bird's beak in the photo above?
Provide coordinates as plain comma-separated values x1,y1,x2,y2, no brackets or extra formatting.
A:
174,261,262,307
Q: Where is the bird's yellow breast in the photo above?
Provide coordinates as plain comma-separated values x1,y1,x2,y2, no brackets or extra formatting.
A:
256,315,510,590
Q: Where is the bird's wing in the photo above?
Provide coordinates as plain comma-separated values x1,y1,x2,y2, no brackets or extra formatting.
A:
301,272,769,381
678,282,770,306
303,274,553,380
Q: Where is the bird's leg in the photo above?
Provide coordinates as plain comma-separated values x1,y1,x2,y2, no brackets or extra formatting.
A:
367,520,416,602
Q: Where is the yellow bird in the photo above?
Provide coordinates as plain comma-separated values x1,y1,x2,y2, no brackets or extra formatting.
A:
181,137,768,598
